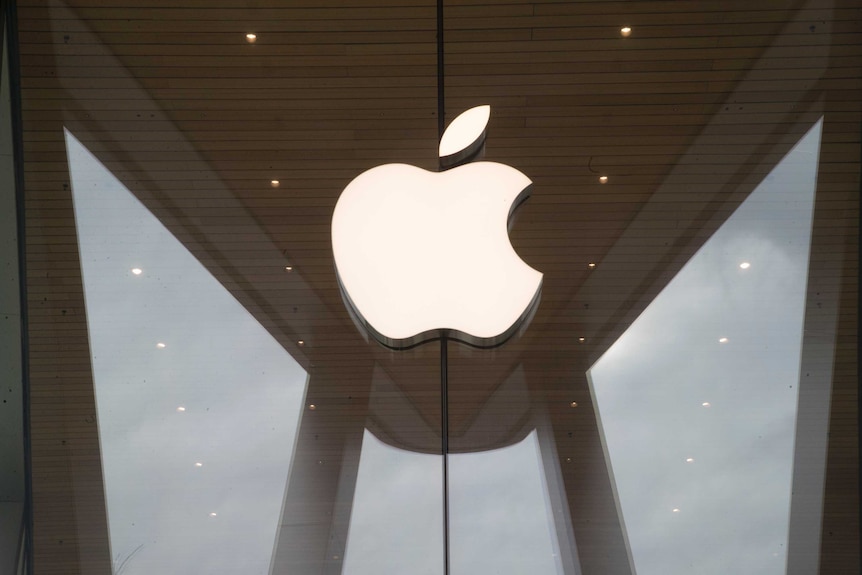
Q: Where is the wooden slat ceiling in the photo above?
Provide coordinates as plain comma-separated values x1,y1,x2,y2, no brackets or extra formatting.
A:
14,0,861,573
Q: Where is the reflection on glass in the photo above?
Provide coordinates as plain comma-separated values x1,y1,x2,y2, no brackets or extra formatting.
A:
450,430,563,574
342,429,444,575
588,120,822,574
343,427,563,575
65,130,308,574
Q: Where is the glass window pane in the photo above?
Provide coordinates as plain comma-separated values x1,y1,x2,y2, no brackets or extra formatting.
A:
588,120,822,574
66,129,309,574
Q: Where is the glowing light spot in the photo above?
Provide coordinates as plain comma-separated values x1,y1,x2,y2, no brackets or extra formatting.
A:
333,106,541,349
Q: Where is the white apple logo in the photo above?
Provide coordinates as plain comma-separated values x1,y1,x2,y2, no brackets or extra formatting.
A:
331,105,542,349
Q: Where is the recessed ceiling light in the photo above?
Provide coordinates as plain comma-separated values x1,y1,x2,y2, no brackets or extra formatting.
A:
308,404,316,410
672,508,680,513
209,512,218,517
570,401,578,408
740,262,751,269
599,175,608,184
246,33,257,43
588,262,596,268
195,462,203,467
578,337,586,342
621,27,632,37
685,457,694,463
702,402,711,407
719,337,728,343
297,340,305,346
285,266,293,272
565,457,572,463
176,406,186,412
271,180,280,187
156,342,166,349
131,268,142,275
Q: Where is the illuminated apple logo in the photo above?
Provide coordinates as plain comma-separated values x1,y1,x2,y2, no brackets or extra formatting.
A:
331,105,542,349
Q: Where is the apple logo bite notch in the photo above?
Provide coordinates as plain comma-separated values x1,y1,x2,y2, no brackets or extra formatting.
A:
331,105,543,350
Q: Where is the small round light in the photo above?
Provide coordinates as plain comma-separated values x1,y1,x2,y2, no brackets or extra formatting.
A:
685,457,694,463
131,268,143,275
246,33,257,43
176,406,186,412
271,179,280,187
285,266,293,272
195,462,203,467
570,401,578,408
156,342,166,349
672,508,680,513
621,27,632,37
719,337,728,343
308,404,316,411
588,262,596,268
565,457,572,463
297,340,305,346
209,512,218,517
599,176,608,184
739,262,751,269
578,337,586,343
702,402,711,407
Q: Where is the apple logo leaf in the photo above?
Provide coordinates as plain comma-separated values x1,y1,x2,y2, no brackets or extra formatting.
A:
439,105,490,170
332,103,542,350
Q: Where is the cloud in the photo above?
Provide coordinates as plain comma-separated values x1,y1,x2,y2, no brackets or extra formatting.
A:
67,130,308,575
588,121,821,574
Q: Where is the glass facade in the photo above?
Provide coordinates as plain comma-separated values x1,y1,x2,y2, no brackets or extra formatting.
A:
4,1,860,574
589,120,822,573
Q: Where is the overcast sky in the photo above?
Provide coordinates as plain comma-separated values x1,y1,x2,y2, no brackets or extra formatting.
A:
343,365,563,575
342,429,563,575
67,114,823,575
67,130,308,575
588,120,822,574
67,126,565,575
